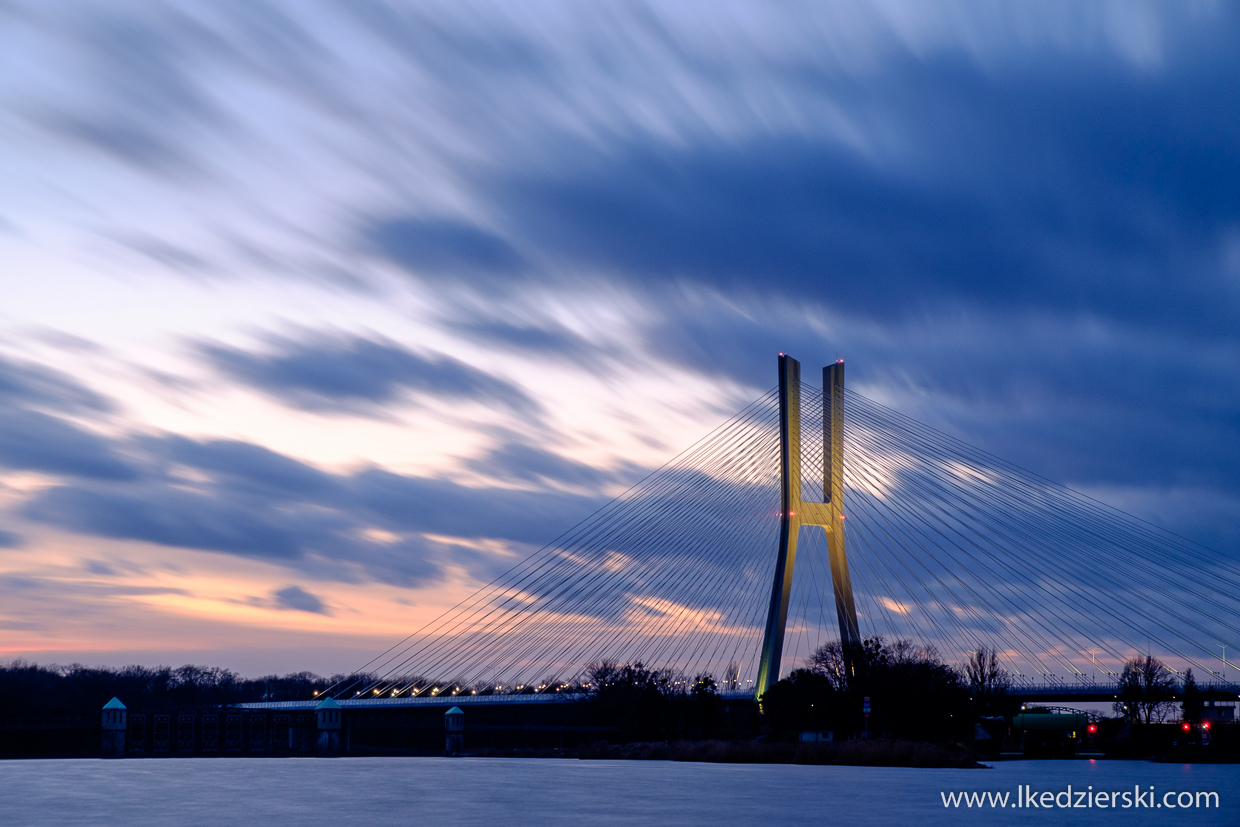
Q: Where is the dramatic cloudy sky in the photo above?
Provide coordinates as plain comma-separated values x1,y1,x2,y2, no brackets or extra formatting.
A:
1,1,1237,676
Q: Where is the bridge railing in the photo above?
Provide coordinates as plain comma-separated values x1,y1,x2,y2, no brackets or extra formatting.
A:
1006,681,1240,697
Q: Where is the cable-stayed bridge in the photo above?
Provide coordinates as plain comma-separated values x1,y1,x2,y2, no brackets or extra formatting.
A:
324,354,1240,706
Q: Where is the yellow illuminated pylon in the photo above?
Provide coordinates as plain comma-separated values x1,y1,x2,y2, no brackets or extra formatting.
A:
755,355,861,701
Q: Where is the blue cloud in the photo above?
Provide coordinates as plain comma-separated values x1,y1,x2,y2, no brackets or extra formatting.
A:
0,355,134,480
367,217,526,285
0,354,114,414
29,6,222,173
273,585,330,615
450,319,604,362
0,408,137,481
150,435,343,500
25,485,308,560
481,117,1239,332
199,333,541,419
349,467,600,547
463,437,642,490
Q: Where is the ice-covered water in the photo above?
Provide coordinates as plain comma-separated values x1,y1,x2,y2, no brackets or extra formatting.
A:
0,757,1236,825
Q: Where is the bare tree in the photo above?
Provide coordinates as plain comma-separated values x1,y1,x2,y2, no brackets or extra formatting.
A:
890,639,939,666
963,648,1010,696
807,641,846,691
809,637,935,689
963,647,1010,715
1114,655,1176,724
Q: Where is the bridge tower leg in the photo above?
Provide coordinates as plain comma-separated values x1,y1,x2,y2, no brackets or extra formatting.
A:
823,361,864,685
755,355,862,700
755,354,802,701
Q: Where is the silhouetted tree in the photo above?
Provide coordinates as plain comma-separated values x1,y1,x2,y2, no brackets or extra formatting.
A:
688,674,722,738
868,642,968,741
807,636,915,690
807,641,846,690
1114,656,1176,724
0,659,340,717
963,647,1011,716
1181,668,1203,725
585,661,681,741
761,668,838,735
801,637,969,741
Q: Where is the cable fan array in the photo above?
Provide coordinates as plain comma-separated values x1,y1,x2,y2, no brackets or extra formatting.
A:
332,389,786,699
331,382,1240,700
815,387,1240,685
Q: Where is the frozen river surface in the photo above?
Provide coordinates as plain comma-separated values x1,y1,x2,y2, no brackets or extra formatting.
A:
0,757,1236,826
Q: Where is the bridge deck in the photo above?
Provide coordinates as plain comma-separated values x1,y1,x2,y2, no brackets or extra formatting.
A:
240,684,1240,711
241,691,759,711
1008,682,1240,703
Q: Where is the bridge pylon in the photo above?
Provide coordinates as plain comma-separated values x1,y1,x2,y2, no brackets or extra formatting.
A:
755,354,862,700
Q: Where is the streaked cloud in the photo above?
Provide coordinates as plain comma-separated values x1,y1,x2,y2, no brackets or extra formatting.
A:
0,355,135,480
198,333,542,419
367,217,527,285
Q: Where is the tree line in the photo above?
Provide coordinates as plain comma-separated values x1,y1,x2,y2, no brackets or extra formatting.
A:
577,640,1013,743
0,658,730,742
0,661,362,718
2,647,1209,740
763,641,1217,741
582,661,725,741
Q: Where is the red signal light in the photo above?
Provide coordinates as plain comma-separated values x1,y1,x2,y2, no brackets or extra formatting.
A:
1182,722,1191,731
1203,722,1211,731
1087,724,1097,734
